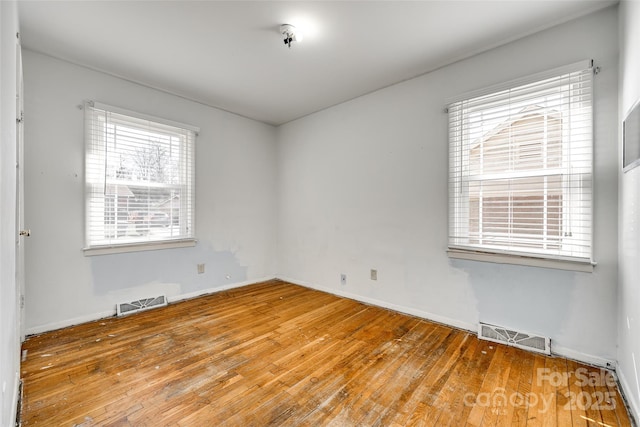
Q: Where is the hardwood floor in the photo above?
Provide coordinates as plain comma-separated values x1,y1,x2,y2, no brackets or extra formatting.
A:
20,280,632,426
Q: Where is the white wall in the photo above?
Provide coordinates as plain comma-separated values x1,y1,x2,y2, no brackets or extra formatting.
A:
0,1,21,425
618,0,640,422
277,7,619,365
23,50,278,333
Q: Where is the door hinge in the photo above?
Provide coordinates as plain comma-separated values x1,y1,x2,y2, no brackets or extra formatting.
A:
16,112,23,124
20,295,25,309
19,229,30,237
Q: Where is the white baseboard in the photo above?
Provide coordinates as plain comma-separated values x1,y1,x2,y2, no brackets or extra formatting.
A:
25,276,277,336
278,276,620,371
26,309,116,336
166,276,275,304
617,364,640,426
24,276,621,381
551,344,616,369
277,275,477,333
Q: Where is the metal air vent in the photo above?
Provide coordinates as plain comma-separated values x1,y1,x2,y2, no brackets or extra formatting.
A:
479,322,550,355
117,296,167,316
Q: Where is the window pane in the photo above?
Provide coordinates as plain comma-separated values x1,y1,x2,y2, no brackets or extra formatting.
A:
85,103,196,249
449,65,592,260
468,176,562,249
469,109,563,176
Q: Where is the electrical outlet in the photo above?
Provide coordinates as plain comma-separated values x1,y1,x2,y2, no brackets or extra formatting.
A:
370,269,377,280
340,274,346,285
197,264,205,274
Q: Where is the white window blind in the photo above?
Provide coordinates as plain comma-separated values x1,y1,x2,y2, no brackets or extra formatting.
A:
85,102,197,252
448,62,593,263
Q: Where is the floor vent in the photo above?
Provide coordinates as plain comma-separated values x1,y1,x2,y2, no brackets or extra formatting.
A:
478,322,550,355
117,296,167,316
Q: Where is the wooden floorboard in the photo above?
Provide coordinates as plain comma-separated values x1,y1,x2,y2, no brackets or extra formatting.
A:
20,280,633,426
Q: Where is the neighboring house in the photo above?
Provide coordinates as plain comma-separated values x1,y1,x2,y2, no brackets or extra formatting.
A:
467,106,564,251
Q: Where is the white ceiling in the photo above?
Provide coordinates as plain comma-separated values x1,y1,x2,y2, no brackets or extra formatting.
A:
18,0,615,125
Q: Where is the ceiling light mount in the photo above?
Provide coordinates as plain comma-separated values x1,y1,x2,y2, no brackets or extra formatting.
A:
280,24,302,49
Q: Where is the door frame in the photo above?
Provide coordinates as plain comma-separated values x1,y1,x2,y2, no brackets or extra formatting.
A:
15,37,25,342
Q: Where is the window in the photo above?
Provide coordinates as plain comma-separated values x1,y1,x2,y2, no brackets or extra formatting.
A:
85,102,197,254
448,61,593,267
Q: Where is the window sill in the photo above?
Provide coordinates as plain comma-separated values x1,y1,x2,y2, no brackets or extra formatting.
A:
84,238,197,256
447,248,595,273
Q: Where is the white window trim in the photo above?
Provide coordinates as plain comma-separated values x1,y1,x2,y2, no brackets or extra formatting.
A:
83,101,198,256
84,238,197,256
446,61,596,270
447,247,595,273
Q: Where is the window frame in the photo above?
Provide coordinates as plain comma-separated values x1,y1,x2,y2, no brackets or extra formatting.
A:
446,61,595,272
83,101,198,256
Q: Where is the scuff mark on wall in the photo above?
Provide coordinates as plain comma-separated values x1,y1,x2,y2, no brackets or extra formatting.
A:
451,259,574,337
90,243,248,297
